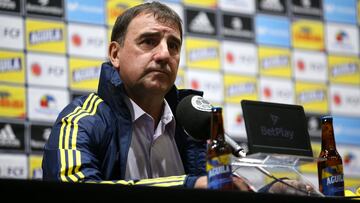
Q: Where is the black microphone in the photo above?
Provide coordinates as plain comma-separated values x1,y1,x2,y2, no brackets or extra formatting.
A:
176,94,246,157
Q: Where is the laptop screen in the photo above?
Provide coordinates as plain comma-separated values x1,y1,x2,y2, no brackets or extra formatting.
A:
241,100,313,157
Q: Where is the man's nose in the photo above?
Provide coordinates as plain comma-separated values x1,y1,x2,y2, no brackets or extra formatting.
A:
153,41,170,62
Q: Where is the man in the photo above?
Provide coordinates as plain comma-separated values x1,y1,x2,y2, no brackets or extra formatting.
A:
43,1,207,188
42,1,314,194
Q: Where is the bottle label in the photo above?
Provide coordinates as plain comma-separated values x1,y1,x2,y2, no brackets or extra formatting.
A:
320,165,344,196
207,154,232,189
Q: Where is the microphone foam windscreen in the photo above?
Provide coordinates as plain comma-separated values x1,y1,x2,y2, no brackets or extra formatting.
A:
176,95,212,141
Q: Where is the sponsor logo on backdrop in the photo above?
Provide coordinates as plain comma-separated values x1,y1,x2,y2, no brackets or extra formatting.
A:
72,66,100,83
0,85,25,118
324,0,356,24
68,24,107,58
262,56,288,69
326,24,359,55
0,154,27,179
298,90,325,103
186,37,220,70
186,70,223,103
226,82,256,97
256,15,290,47
0,15,24,50
0,26,20,39
292,19,324,50
107,1,143,26
69,58,101,91
28,87,69,121
67,0,105,25
0,51,25,84
0,57,21,73
331,63,358,77
224,75,257,103
221,13,254,40
0,91,23,109
330,85,360,116
260,77,293,104
27,53,67,87
30,63,41,76
292,50,327,82
40,94,54,107
328,55,360,85
0,0,21,13
26,19,66,54
188,48,217,62
70,32,104,48
71,33,81,47
337,144,360,177
291,0,322,17
257,0,287,15
295,82,328,113
30,124,51,151
222,41,257,75
25,0,64,18
0,123,24,150
37,94,58,115
29,28,63,45
186,8,216,36
259,46,291,78
30,62,63,77
219,0,255,14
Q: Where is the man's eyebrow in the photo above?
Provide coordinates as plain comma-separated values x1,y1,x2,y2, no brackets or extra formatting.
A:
168,35,182,46
137,32,161,40
137,31,182,45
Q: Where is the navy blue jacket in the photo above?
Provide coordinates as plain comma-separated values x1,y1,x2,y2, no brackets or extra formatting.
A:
42,62,207,188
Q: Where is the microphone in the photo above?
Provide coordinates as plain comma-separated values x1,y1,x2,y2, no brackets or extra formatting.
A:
176,94,246,158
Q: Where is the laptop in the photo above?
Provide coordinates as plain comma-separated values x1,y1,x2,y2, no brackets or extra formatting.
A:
241,100,313,158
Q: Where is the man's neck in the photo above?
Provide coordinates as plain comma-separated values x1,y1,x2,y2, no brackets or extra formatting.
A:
128,93,165,128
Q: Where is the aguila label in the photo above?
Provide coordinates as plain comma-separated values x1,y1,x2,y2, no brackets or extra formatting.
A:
206,154,232,189
320,165,344,196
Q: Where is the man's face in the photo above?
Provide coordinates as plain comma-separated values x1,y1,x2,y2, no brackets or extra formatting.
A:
116,13,181,97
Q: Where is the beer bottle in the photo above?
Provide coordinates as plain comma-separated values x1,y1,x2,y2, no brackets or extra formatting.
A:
206,107,233,190
317,116,344,196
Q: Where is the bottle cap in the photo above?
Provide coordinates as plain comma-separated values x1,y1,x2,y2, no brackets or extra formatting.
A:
321,115,333,123
211,107,222,112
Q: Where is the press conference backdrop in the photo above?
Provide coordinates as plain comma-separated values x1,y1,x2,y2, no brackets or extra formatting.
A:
0,0,359,190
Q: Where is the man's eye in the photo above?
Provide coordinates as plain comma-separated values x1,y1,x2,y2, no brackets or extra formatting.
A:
168,42,180,52
143,39,157,46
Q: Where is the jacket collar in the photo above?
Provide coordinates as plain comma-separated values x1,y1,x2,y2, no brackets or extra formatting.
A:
97,62,202,115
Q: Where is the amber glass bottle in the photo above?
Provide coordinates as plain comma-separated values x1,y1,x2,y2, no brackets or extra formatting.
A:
206,107,233,190
317,116,344,196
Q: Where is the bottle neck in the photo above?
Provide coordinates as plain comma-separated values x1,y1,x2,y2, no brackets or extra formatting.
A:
321,119,337,151
210,109,225,141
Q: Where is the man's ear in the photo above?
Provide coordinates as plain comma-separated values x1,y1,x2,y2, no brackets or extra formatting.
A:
108,41,121,69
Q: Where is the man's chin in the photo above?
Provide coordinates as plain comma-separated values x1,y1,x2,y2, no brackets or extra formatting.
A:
144,84,171,95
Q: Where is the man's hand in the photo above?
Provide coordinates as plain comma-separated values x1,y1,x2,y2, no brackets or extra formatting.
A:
194,176,207,189
194,175,253,191
268,179,315,196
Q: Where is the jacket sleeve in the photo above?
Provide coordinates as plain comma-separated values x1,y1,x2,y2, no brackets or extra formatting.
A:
42,93,107,182
42,93,198,188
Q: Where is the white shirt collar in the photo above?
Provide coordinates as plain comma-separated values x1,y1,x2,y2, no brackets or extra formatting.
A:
125,96,174,126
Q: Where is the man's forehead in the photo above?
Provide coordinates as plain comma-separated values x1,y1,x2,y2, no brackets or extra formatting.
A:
131,12,181,35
